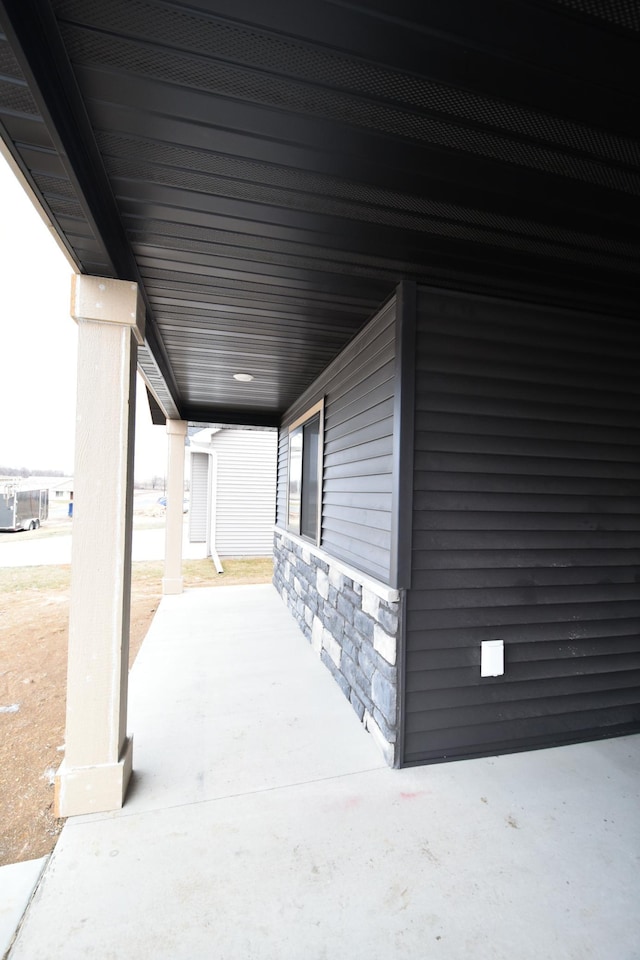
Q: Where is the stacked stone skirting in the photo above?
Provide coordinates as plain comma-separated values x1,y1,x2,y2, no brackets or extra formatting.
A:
273,528,401,766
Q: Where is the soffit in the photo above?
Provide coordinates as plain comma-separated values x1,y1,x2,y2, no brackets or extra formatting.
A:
0,0,638,422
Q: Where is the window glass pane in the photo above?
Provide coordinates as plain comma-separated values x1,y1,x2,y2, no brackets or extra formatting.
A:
287,427,303,532
301,414,320,540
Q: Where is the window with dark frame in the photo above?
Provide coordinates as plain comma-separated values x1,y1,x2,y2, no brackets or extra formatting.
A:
287,401,323,544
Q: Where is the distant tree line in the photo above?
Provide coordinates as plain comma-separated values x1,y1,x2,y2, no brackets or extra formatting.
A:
0,466,65,477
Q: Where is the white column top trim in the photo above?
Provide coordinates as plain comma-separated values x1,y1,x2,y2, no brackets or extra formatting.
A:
70,274,145,344
166,419,188,436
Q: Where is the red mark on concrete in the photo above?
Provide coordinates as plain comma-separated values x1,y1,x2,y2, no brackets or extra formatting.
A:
399,791,427,800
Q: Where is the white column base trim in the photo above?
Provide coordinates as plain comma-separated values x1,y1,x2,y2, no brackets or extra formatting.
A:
162,576,184,595
54,736,134,818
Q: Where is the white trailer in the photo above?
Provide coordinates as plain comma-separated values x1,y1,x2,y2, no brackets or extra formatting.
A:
0,481,49,531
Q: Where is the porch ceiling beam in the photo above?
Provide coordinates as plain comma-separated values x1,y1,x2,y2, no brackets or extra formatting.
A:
180,406,281,429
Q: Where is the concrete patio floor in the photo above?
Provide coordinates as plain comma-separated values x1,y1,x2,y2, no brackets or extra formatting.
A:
8,584,640,959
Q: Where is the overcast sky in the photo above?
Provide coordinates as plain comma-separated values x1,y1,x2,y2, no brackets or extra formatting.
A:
0,153,167,480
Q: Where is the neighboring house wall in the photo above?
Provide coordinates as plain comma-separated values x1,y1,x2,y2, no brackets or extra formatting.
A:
214,430,277,557
404,287,640,764
190,429,277,558
189,452,209,543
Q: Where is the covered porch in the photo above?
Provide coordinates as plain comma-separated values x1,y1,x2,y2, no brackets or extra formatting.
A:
7,583,640,959
1,10,639,946
0,0,638,808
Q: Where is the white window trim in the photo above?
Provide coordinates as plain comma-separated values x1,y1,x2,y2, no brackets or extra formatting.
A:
288,398,325,431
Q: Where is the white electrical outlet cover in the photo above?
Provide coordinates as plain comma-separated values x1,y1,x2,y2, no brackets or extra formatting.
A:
481,639,504,677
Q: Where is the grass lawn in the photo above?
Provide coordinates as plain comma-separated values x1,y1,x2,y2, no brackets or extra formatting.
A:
0,556,274,595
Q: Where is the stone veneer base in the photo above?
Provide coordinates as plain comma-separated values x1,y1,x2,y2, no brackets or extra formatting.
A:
273,527,402,766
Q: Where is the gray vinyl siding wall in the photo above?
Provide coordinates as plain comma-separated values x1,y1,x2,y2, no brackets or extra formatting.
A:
404,287,640,764
277,296,396,583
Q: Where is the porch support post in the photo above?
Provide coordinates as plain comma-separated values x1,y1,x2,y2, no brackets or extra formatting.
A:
55,275,144,818
163,419,188,594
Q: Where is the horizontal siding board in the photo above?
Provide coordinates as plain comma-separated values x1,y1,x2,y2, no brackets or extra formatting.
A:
412,530,640,550
415,409,639,447
323,454,393,479
406,649,640,687
417,471,640,497
317,354,394,419
321,473,393,495
413,511,640,532
414,455,640,479
417,332,640,381
420,390,640,429
317,319,394,399
283,299,395,427
319,527,391,578
323,441,392,472
323,502,393,531
411,548,640,570
407,617,640,651
423,309,640,355
323,401,394,450
411,564,640,590
405,687,640,735
413,490,640,513
422,311,638,360
403,706,640,763
409,582,640,610
507,631,640,658
407,601,640,633
508,635,640,663
407,593,640,628
416,350,639,395
404,285,640,764
407,631,640,668
414,430,640,463
323,490,393,512
406,669,640,710
322,515,392,552
325,363,395,426
413,289,635,336
417,372,639,417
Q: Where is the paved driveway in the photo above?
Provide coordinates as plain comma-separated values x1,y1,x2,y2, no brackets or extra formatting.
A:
0,523,204,567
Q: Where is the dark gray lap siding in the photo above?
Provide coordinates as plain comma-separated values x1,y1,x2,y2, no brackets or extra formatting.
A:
404,287,640,764
277,296,396,583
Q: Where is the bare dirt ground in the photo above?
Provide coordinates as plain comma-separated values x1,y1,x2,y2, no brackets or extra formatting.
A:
0,555,273,867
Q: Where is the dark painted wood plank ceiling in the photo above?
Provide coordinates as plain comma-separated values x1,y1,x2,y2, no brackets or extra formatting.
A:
0,0,639,424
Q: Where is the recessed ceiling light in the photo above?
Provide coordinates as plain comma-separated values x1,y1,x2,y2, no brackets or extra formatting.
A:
233,372,254,382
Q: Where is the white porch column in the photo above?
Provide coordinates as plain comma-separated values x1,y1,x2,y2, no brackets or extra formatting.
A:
55,276,144,818
163,419,188,594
